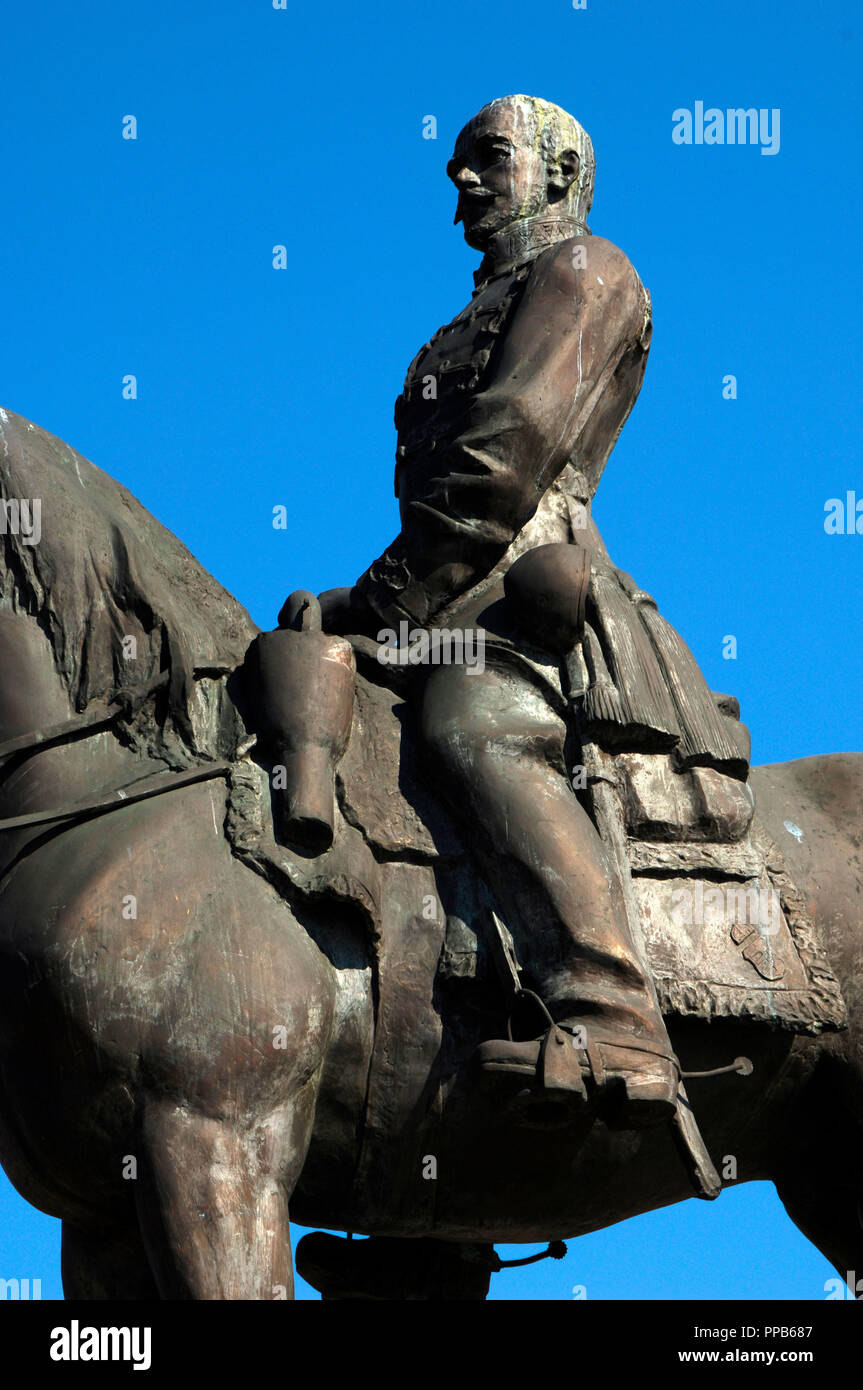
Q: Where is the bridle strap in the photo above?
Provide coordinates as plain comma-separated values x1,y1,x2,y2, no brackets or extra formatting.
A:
0,667,241,833
0,671,171,767
0,758,232,833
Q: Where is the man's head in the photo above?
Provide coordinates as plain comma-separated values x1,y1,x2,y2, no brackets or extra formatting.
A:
448,95,596,251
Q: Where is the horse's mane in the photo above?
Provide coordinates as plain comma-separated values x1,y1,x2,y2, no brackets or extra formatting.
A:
0,406,258,760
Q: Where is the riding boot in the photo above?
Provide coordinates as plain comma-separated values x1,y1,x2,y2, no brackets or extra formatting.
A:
474,869,680,1128
475,1016,679,1129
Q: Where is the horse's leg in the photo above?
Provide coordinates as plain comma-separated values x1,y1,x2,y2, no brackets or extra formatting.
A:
777,1189,863,1299
135,1090,317,1300
752,756,863,1299
61,1220,160,1300
123,851,334,1300
775,1113,863,1301
773,1042,863,1300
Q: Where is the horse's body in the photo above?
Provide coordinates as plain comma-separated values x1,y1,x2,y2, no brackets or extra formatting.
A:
0,606,861,1298
0,410,861,1299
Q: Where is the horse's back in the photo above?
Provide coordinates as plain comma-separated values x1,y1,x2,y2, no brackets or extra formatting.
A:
752,752,863,882
752,752,863,1031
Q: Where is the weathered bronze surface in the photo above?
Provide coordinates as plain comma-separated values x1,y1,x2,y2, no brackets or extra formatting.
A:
0,96,860,1300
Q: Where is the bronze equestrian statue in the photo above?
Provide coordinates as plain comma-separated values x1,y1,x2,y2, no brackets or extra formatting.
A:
0,95,860,1300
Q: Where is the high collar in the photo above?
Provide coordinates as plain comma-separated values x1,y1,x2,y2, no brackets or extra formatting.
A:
473,215,589,288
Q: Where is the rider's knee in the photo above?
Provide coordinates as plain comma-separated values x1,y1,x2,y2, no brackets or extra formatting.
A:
420,693,492,779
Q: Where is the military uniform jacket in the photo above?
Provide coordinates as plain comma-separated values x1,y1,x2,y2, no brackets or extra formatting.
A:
356,222,652,628
355,220,748,780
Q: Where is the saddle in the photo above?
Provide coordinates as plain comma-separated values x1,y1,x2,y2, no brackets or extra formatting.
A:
235,632,845,1040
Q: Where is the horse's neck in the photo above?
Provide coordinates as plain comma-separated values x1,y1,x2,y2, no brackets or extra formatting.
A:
0,610,71,740
0,611,163,875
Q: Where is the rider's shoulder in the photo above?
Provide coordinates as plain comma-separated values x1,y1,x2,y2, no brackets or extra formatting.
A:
535,234,644,298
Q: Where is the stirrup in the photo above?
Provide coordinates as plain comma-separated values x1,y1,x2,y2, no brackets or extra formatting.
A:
581,1036,681,1129
509,989,682,1120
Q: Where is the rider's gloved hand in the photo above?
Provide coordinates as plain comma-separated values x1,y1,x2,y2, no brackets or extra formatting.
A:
317,586,379,639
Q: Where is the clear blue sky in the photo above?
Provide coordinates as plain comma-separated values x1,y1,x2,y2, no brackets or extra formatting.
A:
1,0,861,1300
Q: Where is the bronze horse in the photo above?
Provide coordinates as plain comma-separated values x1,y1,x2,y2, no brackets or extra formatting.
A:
0,407,861,1300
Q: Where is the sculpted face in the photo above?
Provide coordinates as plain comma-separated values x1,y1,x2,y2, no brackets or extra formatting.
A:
448,97,579,251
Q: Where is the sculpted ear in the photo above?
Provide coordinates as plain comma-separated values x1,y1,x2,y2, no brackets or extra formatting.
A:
548,147,580,197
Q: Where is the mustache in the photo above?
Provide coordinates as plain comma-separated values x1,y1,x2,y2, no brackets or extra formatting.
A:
453,187,496,226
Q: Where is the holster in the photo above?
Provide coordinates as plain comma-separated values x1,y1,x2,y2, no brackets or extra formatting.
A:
249,592,356,855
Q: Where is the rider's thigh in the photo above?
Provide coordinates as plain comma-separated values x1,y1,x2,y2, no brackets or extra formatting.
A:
419,660,566,780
